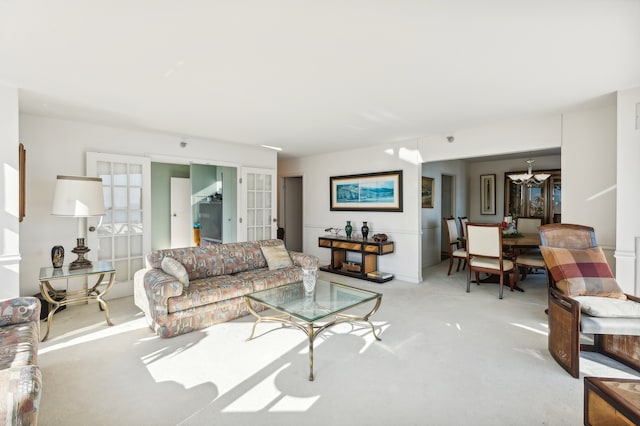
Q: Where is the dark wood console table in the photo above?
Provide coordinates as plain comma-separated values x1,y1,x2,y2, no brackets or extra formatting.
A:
318,235,395,283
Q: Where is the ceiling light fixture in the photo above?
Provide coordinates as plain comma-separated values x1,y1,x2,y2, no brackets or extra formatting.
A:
507,159,550,187
447,136,455,143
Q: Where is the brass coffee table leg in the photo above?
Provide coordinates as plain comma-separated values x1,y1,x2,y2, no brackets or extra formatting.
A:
308,323,315,381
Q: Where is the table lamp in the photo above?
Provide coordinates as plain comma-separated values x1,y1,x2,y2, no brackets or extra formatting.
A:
51,175,105,269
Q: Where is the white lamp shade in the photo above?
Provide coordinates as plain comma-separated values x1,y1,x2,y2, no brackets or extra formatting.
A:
51,175,106,217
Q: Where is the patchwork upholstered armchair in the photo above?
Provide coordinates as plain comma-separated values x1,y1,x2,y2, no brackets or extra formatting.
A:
539,224,640,378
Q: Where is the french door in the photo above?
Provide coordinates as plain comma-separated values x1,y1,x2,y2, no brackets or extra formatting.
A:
241,168,277,242
87,153,151,298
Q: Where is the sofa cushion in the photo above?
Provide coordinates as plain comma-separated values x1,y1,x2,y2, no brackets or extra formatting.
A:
540,246,625,299
573,296,640,318
261,245,293,270
166,266,303,313
161,257,189,287
580,315,640,335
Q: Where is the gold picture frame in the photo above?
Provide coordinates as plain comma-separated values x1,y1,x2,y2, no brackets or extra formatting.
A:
422,176,434,208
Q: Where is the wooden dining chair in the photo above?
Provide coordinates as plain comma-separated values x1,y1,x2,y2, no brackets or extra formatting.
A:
514,217,544,279
465,223,516,299
457,216,469,238
443,217,466,275
516,217,542,234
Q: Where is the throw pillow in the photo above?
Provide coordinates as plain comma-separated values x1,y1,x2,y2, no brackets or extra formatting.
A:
540,246,625,299
261,245,293,270
573,296,640,318
161,256,189,287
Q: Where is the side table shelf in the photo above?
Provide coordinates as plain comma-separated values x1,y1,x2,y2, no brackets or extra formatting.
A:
318,236,395,283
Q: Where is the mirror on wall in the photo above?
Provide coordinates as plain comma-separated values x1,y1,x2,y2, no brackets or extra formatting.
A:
504,169,561,224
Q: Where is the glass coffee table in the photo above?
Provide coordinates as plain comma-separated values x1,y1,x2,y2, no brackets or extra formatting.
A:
244,279,383,381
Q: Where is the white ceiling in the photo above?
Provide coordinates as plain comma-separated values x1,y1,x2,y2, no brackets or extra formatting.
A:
1,1,639,158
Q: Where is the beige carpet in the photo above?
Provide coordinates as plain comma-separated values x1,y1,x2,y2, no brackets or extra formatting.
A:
37,261,639,425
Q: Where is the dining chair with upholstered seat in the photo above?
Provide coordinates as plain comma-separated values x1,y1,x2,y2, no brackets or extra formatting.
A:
443,217,467,275
465,223,516,299
516,217,542,234
457,216,469,238
513,217,544,279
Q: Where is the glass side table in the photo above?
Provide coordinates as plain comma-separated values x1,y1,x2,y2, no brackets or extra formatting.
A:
38,261,116,341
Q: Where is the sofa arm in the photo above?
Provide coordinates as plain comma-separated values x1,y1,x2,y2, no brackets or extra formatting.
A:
289,251,319,269
0,297,41,327
139,268,184,300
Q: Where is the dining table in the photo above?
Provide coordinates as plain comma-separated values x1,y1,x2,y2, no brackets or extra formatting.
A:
501,232,542,250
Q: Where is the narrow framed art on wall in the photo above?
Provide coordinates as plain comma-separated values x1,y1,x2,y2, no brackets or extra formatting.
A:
480,174,496,215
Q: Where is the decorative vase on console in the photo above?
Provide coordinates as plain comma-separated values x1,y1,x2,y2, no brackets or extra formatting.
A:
51,245,64,268
361,221,369,240
345,221,353,238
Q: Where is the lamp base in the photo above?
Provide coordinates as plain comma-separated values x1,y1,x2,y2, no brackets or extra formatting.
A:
69,238,92,270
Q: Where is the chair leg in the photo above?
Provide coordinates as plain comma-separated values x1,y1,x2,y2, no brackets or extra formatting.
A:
466,266,471,292
498,273,504,299
475,271,480,285
447,257,453,275
456,258,462,272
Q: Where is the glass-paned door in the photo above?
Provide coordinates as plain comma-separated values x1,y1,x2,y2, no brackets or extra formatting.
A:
87,153,151,298
241,168,276,242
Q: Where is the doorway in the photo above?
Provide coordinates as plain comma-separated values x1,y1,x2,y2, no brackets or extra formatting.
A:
440,174,455,258
282,176,303,252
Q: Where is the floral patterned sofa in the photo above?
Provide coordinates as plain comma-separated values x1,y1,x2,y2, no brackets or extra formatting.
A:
134,239,318,338
0,297,42,425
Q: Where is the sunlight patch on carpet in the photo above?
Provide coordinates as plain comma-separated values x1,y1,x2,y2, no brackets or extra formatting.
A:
510,322,548,337
39,317,149,354
222,364,319,412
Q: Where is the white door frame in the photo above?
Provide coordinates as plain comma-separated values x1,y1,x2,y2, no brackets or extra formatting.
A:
240,167,277,242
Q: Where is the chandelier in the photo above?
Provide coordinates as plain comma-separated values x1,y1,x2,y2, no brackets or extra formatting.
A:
507,159,550,187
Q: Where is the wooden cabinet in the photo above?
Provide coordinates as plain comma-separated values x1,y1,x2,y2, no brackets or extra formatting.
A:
584,377,640,425
318,236,394,283
504,169,561,224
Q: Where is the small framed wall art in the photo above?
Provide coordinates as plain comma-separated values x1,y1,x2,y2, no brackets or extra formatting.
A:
421,177,434,208
480,174,496,215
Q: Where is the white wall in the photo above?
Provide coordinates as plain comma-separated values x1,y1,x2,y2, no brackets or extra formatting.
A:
18,114,277,296
562,103,617,272
279,140,422,283
615,88,640,295
0,84,20,299
421,160,468,268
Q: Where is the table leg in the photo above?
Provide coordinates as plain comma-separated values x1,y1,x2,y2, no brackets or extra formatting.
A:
95,272,115,326
39,280,61,342
308,323,314,381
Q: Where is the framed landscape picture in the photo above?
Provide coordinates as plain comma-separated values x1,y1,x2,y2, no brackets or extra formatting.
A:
480,174,496,215
330,170,403,211
422,177,434,208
